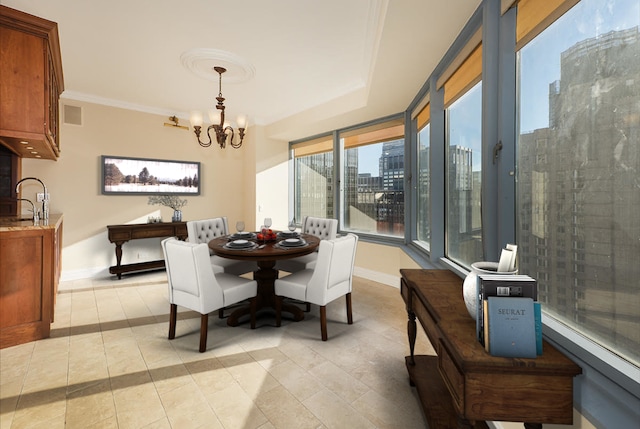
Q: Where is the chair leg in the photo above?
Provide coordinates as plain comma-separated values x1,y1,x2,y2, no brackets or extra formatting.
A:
199,313,209,353
250,298,257,329
275,296,282,327
346,293,353,325
168,304,177,340
218,308,224,318
320,305,328,341
306,302,311,312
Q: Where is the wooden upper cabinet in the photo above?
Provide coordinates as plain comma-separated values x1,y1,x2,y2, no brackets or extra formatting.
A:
0,5,64,160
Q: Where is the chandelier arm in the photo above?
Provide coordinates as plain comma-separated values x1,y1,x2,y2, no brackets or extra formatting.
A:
226,126,243,149
234,128,246,148
193,125,213,147
225,126,235,147
230,138,243,149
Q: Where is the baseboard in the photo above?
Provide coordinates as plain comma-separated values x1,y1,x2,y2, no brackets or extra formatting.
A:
60,267,109,282
353,267,400,288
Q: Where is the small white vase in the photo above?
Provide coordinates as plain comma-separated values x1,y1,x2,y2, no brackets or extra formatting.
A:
462,261,518,319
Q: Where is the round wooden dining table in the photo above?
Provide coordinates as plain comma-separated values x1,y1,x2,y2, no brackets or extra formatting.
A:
208,233,320,327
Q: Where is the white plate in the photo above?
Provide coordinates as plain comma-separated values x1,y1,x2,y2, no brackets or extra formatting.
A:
280,238,307,247
224,241,257,250
233,239,249,245
231,232,256,240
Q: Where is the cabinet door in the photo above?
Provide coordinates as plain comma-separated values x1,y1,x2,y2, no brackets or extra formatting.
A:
0,229,53,348
0,27,46,136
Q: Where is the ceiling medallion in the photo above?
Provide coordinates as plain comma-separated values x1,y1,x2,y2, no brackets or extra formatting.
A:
180,48,255,83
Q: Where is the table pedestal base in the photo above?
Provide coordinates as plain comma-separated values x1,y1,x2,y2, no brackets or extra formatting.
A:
226,260,305,327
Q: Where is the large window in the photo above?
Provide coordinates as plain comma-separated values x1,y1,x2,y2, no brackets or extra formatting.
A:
339,119,405,237
516,0,640,365
443,38,484,267
291,135,334,222
416,101,431,248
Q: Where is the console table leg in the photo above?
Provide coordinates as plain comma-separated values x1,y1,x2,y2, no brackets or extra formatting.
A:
115,242,124,280
408,310,417,365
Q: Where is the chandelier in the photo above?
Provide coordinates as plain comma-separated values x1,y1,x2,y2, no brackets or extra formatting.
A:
189,66,248,149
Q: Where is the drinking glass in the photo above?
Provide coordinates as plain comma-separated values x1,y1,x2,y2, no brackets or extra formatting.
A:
236,221,245,233
288,219,296,232
264,218,272,229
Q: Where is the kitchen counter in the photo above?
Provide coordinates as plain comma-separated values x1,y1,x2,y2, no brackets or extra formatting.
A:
0,213,63,231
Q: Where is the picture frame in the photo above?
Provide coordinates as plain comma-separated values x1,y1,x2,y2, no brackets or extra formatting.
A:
101,155,201,195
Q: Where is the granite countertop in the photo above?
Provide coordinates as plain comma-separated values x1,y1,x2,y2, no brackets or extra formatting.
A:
0,213,63,231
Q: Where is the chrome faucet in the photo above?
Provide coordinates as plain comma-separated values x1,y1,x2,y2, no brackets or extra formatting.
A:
17,198,39,222
16,177,49,221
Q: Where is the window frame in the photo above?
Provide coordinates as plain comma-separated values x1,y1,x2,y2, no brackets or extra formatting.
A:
338,116,406,239
414,98,432,251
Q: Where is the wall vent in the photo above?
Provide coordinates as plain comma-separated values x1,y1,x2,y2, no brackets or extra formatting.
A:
63,104,82,126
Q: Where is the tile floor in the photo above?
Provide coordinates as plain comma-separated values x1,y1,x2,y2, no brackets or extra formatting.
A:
1,271,435,429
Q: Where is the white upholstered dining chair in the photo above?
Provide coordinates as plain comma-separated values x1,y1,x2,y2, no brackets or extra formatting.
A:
274,233,358,341
276,216,338,274
161,237,257,352
186,217,255,276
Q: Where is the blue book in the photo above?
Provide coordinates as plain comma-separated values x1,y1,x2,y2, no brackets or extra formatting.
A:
534,302,543,355
487,296,537,358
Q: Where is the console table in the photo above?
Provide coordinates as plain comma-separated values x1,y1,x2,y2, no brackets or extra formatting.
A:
400,269,582,429
107,222,188,279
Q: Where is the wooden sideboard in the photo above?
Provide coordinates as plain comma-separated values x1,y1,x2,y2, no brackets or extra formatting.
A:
107,222,187,279
400,269,582,429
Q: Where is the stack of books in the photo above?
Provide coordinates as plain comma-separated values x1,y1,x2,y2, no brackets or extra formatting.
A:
475,268,542,358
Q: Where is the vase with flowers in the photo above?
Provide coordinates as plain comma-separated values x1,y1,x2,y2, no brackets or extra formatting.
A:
148,195,188,222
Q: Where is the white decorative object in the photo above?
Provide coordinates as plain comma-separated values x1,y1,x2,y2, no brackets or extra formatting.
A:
462,261,518,319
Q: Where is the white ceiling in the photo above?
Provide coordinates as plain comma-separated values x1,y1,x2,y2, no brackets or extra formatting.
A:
2,0,480,141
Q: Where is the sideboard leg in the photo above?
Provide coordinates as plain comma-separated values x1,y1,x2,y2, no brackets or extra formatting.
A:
408,310,416,365
456,415,474,429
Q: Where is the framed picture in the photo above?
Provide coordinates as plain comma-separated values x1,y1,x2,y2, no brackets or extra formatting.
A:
101,155,200,195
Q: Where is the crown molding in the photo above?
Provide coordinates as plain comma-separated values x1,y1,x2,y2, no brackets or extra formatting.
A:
60,90,190,120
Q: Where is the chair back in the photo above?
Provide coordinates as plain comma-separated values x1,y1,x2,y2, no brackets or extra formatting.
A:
302,216,338,240
187,217,230,244
161,238,224,314
306,233,358,305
